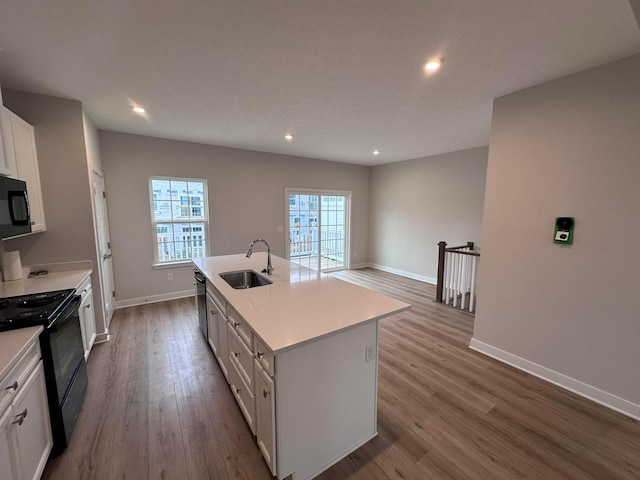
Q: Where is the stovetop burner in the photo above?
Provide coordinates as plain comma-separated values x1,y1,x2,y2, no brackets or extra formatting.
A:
0,289,75,331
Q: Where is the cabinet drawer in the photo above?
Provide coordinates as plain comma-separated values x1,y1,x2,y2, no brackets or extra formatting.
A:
228,327,254,393
77,275,91,297
206,280,227,317
229,357,256,435
0,341,41,414
228,307,252,349
253,336,274,376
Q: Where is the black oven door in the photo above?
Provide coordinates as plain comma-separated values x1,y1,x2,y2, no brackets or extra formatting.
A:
47,295,84,403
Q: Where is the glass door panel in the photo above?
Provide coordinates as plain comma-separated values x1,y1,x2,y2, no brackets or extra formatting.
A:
287,191,349,272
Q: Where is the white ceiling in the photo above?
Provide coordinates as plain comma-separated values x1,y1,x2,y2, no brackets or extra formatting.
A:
0,1,639,166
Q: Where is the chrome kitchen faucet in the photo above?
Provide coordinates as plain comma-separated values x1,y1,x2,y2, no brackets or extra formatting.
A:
246,238,273,275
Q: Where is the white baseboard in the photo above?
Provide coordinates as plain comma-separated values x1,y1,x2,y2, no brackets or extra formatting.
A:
366,263,437,285
469,338,640,421
115,289,193,309
94,329,111,344
349,262,371,270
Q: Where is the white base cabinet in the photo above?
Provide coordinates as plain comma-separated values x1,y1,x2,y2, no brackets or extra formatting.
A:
0,107,46,233
206,286,229,381
255,361,276,475
78,277,96,361
0,339,52,480
202,279,379,480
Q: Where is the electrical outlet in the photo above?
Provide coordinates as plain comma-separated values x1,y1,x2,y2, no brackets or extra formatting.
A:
167,273,173,281
365,343,375,362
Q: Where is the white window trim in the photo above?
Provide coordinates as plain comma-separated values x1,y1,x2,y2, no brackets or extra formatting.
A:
149,176,210,265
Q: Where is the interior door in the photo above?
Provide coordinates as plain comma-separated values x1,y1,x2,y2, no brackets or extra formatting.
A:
93,171,115,329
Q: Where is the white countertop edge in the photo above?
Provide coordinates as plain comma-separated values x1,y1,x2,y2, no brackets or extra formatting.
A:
0,326,43,382
0,269,92,299
268,303,411,355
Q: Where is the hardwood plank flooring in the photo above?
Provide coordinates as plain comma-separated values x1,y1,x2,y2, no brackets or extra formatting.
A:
43,268,640,480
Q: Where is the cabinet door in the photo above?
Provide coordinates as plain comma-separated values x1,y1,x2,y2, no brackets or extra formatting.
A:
217,315,229,382
1,108,46,232
229,358,256,435
12,362,52,480
0,108,18,177
0,406,20,480
255,363,276,476
228,327,254,392
79,287,96,361
206,293,219,356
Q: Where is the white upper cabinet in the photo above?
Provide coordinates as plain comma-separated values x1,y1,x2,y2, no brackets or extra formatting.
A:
0,107,46,233
0,87,11,177
0,109,17,177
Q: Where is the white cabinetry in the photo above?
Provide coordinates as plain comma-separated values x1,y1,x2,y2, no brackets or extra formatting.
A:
205,282,229,381
0,86,12,176
0,336,52,480
255,358,276,475
78,276,96,361
0,107,46,232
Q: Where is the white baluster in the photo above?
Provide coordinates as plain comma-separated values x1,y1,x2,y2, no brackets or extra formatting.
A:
469,256,477,313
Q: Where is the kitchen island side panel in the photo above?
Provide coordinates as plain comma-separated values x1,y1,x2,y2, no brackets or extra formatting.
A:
275,320,378,480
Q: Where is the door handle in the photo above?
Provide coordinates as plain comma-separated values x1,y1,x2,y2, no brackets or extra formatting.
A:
103,253,112,260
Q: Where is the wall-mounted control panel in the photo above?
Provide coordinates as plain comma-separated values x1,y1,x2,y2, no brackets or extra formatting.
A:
554,217,574,245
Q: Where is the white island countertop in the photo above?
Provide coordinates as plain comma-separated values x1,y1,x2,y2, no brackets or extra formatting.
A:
0,269,91,299
0,326,42,383
193,253,411,354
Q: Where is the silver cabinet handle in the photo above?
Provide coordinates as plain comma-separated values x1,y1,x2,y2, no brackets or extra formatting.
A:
256,352,264,359
103,253,112,260
12,408,28,426
234,386,241,395
5,381,18,391
263,390,269,398
233,351,240,358
233,322,240,328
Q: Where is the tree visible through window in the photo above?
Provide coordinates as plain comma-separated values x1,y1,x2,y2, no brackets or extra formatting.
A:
149,177,208,263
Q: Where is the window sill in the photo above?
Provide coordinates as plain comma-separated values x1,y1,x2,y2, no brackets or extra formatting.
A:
152,261,194,270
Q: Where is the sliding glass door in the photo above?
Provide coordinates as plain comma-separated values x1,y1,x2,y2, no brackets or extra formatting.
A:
286,189,350,272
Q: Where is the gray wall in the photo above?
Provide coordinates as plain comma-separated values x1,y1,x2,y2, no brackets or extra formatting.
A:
99,131,371,303
1,89,106,332
369,147,488,282
473,54,640,408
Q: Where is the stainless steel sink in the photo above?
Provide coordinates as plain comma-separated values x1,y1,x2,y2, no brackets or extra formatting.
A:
219,270,273,289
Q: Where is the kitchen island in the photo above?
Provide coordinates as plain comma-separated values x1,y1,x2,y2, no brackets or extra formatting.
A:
193,253,410,480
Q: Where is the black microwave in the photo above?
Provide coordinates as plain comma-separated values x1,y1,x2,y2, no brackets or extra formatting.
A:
0,176,31,239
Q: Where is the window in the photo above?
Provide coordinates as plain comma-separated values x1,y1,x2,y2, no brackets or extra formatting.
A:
150,177,209,264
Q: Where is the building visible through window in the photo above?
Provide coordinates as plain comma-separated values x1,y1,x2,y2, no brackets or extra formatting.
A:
149,177,208,263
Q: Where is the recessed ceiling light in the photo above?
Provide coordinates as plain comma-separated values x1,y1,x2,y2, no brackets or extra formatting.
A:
284,133,294,141
424,58,442,72
373,150,380,156
132,106,146,114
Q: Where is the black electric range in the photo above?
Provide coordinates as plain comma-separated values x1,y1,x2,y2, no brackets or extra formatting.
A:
0,288,87,457
0,289,75,331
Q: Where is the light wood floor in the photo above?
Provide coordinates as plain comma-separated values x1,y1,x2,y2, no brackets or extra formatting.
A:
43,268,640,480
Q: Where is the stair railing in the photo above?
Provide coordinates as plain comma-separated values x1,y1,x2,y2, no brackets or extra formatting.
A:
436,241,480,313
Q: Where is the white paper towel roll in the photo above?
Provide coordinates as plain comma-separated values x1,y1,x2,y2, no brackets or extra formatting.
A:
3,250,23,281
